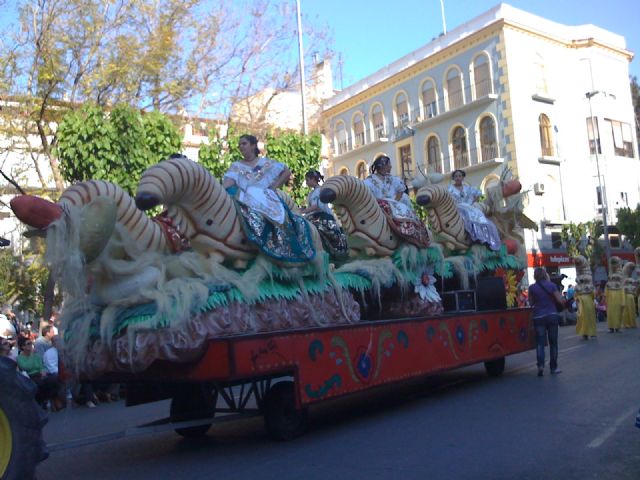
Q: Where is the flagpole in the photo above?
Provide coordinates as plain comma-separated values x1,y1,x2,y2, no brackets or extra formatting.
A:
440,0,447,34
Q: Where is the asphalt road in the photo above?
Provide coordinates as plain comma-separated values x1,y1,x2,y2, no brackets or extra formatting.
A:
37,323,640,480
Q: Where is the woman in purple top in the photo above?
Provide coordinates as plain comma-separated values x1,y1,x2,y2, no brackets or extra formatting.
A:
528,267,565,376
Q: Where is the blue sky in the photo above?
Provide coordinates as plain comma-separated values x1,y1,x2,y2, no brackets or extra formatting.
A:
303,0,640,88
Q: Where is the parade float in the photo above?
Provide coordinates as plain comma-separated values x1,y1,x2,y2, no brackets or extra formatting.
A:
2,155,537,478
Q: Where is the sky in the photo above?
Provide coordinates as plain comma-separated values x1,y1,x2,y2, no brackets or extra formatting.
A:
302,0,640,89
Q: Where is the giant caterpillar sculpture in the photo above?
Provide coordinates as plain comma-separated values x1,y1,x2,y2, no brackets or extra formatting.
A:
135,154,256,263
319,175,401,257
415,168,535,253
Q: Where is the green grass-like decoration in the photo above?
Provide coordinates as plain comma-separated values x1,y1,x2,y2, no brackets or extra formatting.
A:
333,271,373,291
467,244,524,273
108,271,340,336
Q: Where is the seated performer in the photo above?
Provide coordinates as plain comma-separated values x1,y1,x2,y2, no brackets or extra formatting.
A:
363,155,429,248
222,134,315,263
300,170,348,257
448,169,501,251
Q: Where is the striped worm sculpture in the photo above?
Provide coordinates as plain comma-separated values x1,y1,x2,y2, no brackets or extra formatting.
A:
319,175,399,257
415,167,535,253
135,154,256,263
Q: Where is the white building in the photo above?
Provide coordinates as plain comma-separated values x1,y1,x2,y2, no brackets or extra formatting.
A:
322,3,638,283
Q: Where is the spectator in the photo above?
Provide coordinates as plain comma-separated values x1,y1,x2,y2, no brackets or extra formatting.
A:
528,267,564,376
17,337,63,410
42,336,66,411
34,325,55,358
0,336,16,363
595,291,607,323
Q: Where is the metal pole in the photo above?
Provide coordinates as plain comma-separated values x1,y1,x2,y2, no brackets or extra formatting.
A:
295,0,308,135
586,91,611,268
439,0,447,34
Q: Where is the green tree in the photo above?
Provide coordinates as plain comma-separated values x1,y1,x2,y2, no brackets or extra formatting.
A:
265,132,322,205
631,76,640,151
0,242,59,315
0,0,332,193
56,104,181,194
616,204,640,247
560,220,604,271
198,126,243,181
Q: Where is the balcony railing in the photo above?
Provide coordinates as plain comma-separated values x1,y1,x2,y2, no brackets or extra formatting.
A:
447,91,464,110
473,78,492,99
374,126,386,140
479,143,499,162
354,132,365,147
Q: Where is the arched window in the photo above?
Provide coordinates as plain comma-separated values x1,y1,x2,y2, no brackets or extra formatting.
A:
395,92,409,126
427,136,442,173
538,114,554,156
356,161,368,179
371,104,386,140
446,68,463,110
335,122,348,154
339,167,349,176
353,114,365,148
473,54,491,98
451,126,468,170
479,116,497,161
421,80,437,118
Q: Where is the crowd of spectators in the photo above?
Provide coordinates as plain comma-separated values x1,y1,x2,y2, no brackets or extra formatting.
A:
0,306,120,412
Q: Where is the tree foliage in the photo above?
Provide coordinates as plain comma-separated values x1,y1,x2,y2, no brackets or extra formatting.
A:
0,241,59,315
265,132,322,205
55,104,181,193
0,0,332,193
560,220,603,271
631,76,640,151
198,126,242,181
616,204,640,248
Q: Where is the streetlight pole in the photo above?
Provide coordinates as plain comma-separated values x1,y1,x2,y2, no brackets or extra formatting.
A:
585,90,611,268
439,0,447,35
295,0,308,135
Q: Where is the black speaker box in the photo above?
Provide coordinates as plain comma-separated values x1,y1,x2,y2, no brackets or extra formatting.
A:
476,277,507,311
442,290,476,312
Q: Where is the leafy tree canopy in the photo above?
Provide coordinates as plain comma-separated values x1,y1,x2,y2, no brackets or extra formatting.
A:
560,220,603,271
55,104,181,193
616,204,640,248
265,132,322,206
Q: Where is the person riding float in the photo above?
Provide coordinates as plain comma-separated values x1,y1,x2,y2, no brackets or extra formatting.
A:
447,169,501,251
222,134,316,263
300,169,348,258
362,155,430,248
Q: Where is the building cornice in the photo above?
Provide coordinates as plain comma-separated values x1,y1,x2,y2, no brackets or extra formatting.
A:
323,4,633,119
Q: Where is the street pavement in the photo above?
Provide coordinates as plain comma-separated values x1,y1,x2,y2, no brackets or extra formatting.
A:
37,323,640,480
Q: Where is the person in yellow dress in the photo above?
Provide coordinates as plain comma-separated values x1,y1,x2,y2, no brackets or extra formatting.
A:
573,256,597,339
605,256,624,333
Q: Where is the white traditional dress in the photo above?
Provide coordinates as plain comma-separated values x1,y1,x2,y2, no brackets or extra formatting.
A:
447,183,501,251
363,174,415,220
224,157,287,225
363,174,430,248
224,158,315,263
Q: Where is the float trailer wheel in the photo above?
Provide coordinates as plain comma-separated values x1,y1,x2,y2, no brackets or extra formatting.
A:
484,357,506,377
262,381,308,441
0,357,48,480
169,383,217,439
